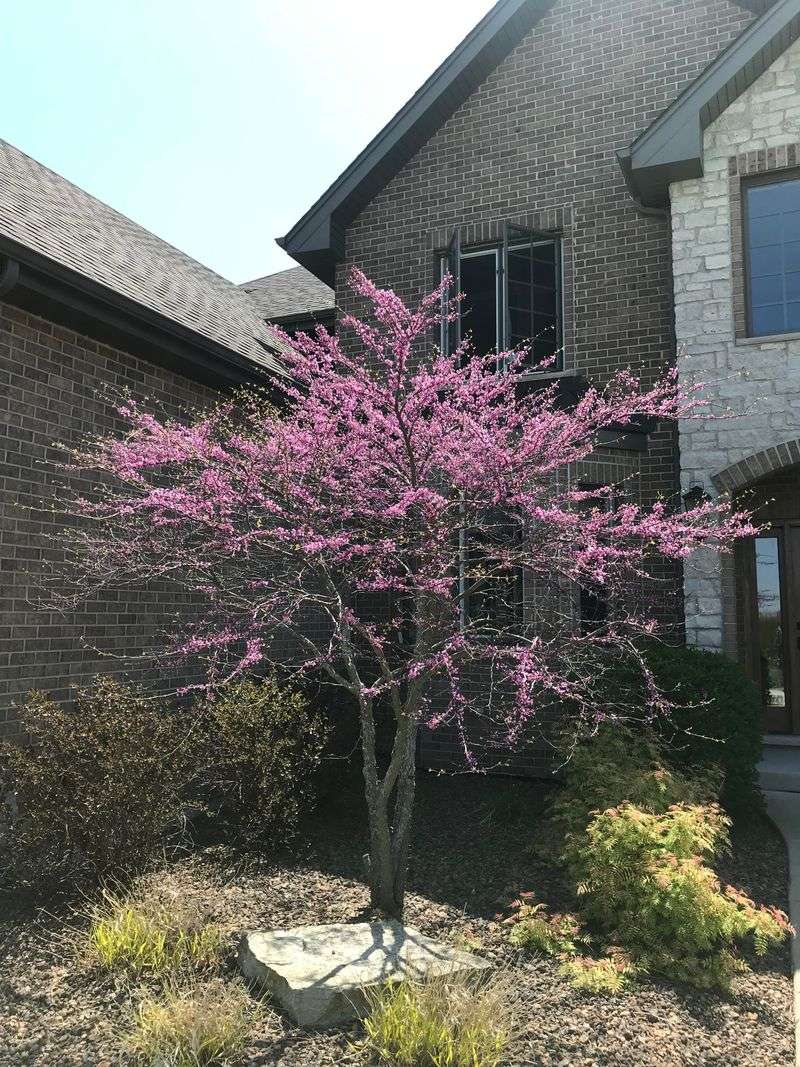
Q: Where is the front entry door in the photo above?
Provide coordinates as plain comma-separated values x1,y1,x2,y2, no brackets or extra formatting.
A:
746,525,800,734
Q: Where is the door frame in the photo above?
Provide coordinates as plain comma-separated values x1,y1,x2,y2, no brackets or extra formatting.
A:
740,524,800,734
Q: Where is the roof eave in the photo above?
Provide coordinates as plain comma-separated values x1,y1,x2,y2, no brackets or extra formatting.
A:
0,236,282,390
618,148,704,208
279,0,553,284
276,231,340,289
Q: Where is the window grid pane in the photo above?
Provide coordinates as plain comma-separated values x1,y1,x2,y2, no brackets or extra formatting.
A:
441,233,563,370
747,177,800,336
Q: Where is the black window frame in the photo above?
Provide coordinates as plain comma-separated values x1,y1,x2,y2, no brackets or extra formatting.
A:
575,482,618,634
458,507,526,635
743,168,800,339
440,224,564,372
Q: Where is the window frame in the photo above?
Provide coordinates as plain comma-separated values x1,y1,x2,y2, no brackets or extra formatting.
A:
575,481,620,635
460,245,503,356
457,506,526,635
743,168,800,339
439,225,564,372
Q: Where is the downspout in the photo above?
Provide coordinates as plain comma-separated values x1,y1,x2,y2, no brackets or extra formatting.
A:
616,150,675,346
630,195,674,348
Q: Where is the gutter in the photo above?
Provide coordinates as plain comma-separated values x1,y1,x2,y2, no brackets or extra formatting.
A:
0,254,20,297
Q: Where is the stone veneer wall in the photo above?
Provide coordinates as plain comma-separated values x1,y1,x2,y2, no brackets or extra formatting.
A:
0,300,220,734
670,35,800,654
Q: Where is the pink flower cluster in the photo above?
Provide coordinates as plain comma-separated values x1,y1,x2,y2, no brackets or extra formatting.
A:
67,268,756,750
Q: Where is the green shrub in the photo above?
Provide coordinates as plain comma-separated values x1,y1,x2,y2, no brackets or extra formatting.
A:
559,952,637,995
587,641,763,813
503,893,587,957
572,802,792,989
0,678,198,886
199,676,329,843
552,726,716,851
362,973,513,1067
88,884,223,977
645,642,763,813
126,979,256,1066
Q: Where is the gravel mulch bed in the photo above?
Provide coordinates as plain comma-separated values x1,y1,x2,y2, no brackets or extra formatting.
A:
0,772,793,1066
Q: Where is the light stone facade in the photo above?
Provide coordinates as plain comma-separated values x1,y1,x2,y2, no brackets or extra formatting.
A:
670,36,800,654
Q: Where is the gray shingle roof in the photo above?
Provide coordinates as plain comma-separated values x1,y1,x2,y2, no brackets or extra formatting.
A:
0,139,280,373
240,265,335,322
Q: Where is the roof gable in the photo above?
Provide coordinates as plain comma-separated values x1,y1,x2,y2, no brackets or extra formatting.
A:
280,0,774,284
621,0,800,204
278,0,556,285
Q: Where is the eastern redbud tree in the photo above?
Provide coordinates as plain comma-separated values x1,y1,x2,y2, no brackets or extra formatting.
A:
61,269,754,916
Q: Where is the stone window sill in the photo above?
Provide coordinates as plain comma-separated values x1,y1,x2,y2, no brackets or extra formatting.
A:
517,368,580,381
735,331,800,346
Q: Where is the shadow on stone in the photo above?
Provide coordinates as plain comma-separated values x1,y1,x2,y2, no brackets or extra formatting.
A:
238,920,490,1028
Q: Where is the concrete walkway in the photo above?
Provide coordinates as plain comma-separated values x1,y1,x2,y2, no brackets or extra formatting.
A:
762,743,800,1065
764,791,800,1066
761,745,800,793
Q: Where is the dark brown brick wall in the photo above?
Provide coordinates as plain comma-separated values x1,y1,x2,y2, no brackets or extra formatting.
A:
335,0,756,771
0,300,221,734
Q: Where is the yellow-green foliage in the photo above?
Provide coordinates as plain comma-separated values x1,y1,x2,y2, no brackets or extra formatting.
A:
126,979,254,1066
552,726,716,845
200,676,329,843
504,894,586,957
88,886,223,977
510,729,795,995
574,802,793,989
559,952,637,995
362,974,513,1067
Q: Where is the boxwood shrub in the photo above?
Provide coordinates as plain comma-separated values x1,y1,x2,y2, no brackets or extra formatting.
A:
588,641,763,814
645,642,763,814
0,677,197,886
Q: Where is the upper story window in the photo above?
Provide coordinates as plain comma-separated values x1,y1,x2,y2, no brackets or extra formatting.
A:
745,174,800,337
441,224,563,371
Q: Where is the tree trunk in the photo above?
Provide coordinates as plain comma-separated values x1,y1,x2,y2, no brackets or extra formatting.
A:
365,763,416,918
360,699,418,918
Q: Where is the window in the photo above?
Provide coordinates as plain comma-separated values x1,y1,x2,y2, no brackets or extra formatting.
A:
754,534,786,710
745,174,800,336
441,224,563,370
460,248,501,357
459,510,524,633
577,483,613,633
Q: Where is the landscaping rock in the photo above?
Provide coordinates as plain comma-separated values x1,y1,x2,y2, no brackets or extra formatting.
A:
238,920,490,1028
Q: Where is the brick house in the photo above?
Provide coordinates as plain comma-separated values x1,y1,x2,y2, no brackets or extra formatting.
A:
278,0,800,751
5,0,800,757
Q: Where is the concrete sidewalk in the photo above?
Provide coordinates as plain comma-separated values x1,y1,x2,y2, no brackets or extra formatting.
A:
761,744,800,793
764,790,800,1066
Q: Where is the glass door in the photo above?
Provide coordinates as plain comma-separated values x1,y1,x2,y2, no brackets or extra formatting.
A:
748,526,800,734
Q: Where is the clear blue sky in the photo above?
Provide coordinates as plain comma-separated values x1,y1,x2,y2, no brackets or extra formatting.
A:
1,0,493,284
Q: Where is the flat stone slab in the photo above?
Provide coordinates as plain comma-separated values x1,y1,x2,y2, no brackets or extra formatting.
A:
238,921,490,1028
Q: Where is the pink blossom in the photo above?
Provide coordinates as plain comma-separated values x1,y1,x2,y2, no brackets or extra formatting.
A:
64,267,756,750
